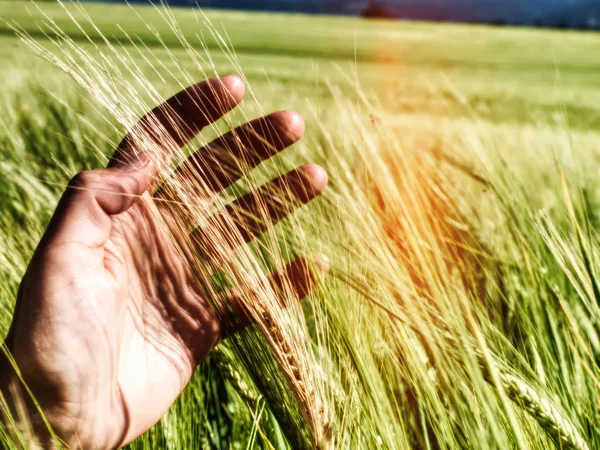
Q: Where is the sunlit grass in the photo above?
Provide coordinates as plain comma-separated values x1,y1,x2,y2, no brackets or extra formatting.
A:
1,1,600,449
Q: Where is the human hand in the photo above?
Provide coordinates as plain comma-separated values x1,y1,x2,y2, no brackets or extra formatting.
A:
0,75,328,449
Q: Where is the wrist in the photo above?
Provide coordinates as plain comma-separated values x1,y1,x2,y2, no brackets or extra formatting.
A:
0,346,18,422
0,347,57,449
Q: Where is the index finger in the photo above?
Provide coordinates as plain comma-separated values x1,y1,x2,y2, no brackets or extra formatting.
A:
109,75,246,172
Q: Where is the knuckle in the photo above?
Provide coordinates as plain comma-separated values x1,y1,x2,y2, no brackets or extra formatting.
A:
66,169,143,215
68,170,97,190
105,180,129,197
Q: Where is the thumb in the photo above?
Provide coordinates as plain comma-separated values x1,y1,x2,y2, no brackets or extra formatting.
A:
43,153,155,249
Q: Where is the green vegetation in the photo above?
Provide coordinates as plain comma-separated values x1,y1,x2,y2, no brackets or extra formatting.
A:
2,1,600,449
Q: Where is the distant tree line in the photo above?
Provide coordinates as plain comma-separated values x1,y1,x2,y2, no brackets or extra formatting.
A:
361,1,398,19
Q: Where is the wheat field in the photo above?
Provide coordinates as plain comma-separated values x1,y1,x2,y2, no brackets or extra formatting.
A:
2,1,600,449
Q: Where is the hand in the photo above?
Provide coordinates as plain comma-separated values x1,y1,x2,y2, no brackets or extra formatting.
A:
0,75,328,449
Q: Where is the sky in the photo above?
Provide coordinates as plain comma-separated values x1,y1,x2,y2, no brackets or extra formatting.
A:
377,0,587,22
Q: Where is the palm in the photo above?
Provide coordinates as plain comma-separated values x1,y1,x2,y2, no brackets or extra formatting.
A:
3,76,328,449
108,194,220,444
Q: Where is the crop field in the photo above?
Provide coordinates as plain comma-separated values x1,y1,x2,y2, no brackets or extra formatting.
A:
2,0,600,449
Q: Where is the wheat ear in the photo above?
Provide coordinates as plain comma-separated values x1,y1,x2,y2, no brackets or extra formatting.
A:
498,371,589,450
252,300,333,450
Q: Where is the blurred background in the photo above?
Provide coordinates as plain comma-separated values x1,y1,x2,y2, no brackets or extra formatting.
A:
102,0,600,29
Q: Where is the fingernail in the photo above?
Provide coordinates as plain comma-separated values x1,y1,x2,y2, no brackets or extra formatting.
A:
116,152,151,172
311,253,331,274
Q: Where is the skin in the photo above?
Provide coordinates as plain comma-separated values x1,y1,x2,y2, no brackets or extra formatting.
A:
0,75,328,449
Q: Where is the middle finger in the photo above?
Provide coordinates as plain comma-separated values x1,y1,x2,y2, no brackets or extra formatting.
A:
154,110,305,206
